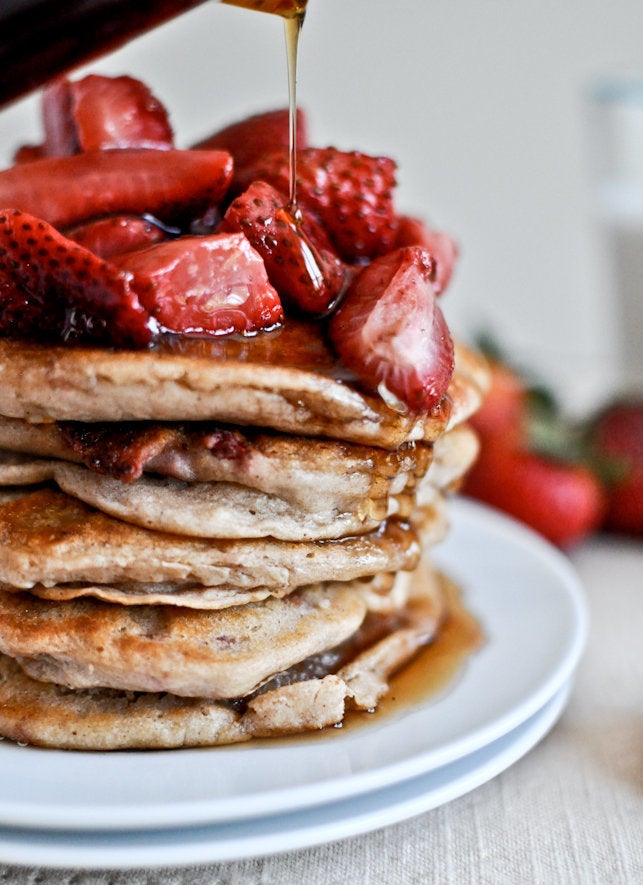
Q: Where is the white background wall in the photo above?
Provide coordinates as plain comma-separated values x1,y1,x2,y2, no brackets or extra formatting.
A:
1,0,641,410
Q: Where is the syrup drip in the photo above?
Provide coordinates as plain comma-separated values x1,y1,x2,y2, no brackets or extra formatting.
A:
227,1,307,221
283,10,306,209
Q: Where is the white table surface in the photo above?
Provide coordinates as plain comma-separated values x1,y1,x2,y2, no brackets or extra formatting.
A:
2,527,641,885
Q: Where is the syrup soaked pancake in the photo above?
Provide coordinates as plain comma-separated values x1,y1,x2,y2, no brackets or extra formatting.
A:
0,563,445,750
0,583,370,698
0,421,432,541
0,418,430,499
0,489,424,593
0,326,488,449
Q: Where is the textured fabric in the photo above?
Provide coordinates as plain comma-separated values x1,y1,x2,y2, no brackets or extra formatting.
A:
2,535,641,885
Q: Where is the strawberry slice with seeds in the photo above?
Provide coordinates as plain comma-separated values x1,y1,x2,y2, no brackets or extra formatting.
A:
41,75,174,156
0,209,154,347
65,215,174,259
112,232,283,337
394,215,459,295
328,246,454,413
0,149,233,230
193,107,307,172
236,147,399,262
221,180,350,315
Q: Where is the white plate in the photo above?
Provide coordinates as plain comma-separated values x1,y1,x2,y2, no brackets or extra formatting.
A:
0,498,587,832
0,682,571,869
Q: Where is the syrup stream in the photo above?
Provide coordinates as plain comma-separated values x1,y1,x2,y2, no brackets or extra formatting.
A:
284,11,305,210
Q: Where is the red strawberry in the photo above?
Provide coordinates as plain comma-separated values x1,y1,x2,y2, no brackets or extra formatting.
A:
462,439,607,547
468,358,529,448
587,398,643,536
41,75,174,155
221,180,349,315
394,215,459,294
12,144,44,164
0,209,153,347
112,232,283,336
65,215,172,259
236,147,399,262
193,108,307,173
328,246,454,413
0,149,233,230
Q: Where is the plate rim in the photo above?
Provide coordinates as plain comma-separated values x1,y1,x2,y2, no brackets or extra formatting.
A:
0,680,572,869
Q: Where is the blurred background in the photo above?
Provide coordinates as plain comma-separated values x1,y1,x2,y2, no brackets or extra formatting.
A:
0,0,641,411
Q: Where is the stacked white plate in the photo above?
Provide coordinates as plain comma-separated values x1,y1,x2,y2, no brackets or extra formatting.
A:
0,498,587,870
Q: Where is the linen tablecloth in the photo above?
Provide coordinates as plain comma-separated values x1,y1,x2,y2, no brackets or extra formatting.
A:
2,533,641,884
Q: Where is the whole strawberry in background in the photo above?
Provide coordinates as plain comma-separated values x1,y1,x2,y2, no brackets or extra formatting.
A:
586,398,643,537
461,347,609,548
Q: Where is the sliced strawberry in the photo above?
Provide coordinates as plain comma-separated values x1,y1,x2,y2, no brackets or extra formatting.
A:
12,144,45,164
328,246,454,413
111,232,283,337
0,149,233,230
221,180,349,315
462,439,607,547
0,209,153,347
41,75,174,155
65,215,173,259
236,147,399,262
193,107,307,173
394,215,459,294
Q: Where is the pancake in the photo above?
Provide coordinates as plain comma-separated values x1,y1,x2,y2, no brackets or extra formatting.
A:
0,329,487,448
0,562,445,750
0,582,372,698
51,461,405,540
0,418,431,506
421,423,480,497
0,450,54,485
14,569,407,612
0,488,425,592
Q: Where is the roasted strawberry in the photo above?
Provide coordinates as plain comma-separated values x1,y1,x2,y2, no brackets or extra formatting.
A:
221,180,349,314
462,439,607,547
112,232,283,337
236,147,399,262
328,246,454,413
12,144,44,164
65,215,173,259
394,215,459,294
193,108,307,173
41,75,174,155
0,149,233,230
0,209,153,347
587,398,643,536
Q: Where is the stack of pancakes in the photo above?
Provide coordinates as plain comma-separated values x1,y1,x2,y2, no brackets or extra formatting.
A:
0,323,488,750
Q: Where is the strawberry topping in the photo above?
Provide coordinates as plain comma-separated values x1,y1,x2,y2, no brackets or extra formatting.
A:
65,215,173,259
328,246,454,413
111,232,283,337
235,147,399,262
41,75,174,155
193,107,307,173
393,215,458,295
221,180,350,315
0,209,154,347
0,149,233,230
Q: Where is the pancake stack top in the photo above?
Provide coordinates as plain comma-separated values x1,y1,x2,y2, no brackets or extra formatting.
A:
0,75,489,750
